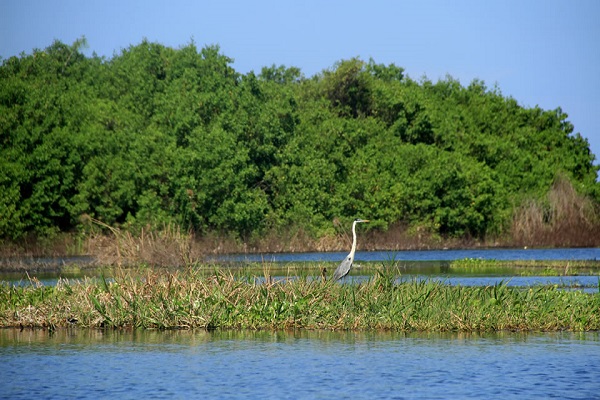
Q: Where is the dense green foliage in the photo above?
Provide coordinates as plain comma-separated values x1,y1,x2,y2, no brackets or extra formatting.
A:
1,38,598,241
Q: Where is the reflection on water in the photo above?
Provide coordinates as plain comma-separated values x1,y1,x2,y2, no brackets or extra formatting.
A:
1,329,599,399
5,270,598,292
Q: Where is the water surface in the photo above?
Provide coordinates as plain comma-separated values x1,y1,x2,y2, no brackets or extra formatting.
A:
1,329,598,399
216,247,600,263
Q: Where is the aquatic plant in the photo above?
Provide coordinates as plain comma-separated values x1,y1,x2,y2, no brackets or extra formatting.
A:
1,268,599,332
449,258,600,276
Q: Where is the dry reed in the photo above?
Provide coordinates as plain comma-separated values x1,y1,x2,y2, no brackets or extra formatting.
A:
511,176,600,247
86,219,203,267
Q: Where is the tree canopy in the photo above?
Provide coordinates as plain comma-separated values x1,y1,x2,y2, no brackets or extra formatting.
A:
1,39,598,242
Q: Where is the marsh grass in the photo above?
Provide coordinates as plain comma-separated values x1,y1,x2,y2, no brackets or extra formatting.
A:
450,258,600,276
1,267,599,332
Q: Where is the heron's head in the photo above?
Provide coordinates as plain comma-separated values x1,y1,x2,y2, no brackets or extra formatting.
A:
354,218,370,223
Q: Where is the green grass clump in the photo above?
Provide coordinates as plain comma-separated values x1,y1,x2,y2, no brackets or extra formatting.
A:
449,258,600,276
1,268,599,332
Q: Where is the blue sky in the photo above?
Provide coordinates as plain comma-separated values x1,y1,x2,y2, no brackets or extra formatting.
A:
2,0,599,167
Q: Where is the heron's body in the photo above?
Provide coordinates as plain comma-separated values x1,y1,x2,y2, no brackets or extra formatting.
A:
333,219,369,280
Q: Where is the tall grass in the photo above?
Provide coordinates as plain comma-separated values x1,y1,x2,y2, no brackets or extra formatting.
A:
1,268,598,332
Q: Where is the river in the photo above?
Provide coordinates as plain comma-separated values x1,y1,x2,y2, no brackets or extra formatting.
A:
214,247,600,263
1,329,599,399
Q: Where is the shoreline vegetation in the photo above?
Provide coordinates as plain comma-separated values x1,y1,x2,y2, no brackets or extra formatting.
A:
1,217,599,273
1,229,600,274
1,210,599,261
1,268,598,332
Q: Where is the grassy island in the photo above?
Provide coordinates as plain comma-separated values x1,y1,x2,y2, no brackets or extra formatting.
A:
1,267,598,332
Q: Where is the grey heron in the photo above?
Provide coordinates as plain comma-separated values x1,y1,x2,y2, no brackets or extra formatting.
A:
333,219,369,280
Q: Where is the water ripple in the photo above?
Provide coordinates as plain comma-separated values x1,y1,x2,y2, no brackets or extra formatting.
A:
1,330,599,399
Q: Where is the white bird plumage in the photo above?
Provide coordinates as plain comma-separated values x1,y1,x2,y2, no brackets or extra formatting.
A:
333,219,369,281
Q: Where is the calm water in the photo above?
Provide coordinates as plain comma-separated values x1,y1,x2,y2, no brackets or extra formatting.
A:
216,247,600,263
1,329,599,399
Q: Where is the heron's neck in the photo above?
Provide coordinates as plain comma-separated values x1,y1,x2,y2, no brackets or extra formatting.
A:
350,221,358,255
